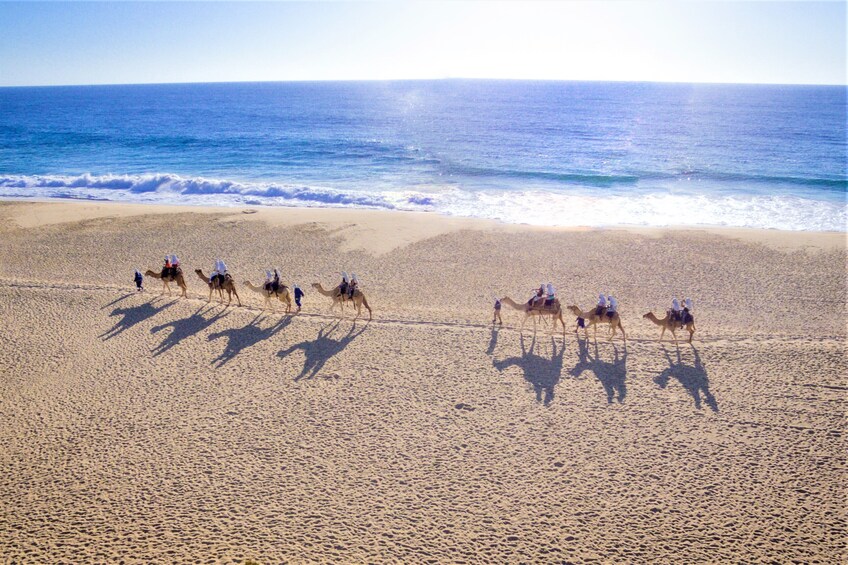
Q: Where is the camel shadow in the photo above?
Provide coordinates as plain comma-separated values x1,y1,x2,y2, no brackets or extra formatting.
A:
278,320,368,381
150,304,229,357
493,334,564,406
100,297,176,340
208,313,292,367
570,338,627,404
654,346,718,412
101,293,134,309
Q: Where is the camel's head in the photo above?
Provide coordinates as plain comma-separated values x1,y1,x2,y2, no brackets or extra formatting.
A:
642,312,652,319
194,269,203,274
567,305,581,315
311,282,320,289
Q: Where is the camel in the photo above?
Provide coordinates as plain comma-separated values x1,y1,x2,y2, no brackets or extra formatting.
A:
643,311,695,345
194,269,242,306
312,282,372,320
243,281,292,313
144,268,188,297
567,305,626,342
499,297,566,336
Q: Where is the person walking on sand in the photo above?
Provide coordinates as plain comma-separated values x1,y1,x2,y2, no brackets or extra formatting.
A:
492,297,503,325
134,270,144,292
294,284,305,312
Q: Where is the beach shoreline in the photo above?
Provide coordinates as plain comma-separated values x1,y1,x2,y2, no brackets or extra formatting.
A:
3,197,844,254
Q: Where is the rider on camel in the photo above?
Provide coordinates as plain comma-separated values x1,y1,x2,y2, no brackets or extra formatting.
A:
348,273,359,299
595,293,607,316
606,294,618,317
670,297,683,325
545,283,556,307
529,284,545,308
339,272,349,298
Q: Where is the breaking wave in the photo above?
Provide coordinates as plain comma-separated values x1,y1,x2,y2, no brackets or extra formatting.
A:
0,173,844,232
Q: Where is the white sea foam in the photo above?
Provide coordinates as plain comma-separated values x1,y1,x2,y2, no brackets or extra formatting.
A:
1,173,844,232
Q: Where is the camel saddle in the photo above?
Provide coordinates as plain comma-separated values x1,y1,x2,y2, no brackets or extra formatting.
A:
528,298,558,312
264,281,285,295
163,266,181,279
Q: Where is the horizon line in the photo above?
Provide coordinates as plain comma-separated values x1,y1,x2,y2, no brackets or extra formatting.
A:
1,77,846,89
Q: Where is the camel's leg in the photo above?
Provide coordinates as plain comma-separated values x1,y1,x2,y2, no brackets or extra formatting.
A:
232,287,241,307
671,327,678,347
659,326,665,342
619,321,626,342
608,322,616,342
687,323,694,343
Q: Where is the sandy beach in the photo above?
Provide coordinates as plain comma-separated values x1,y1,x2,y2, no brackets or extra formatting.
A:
0,200,844,563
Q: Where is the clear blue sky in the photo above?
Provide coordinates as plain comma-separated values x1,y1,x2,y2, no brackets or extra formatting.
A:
1,1,845,87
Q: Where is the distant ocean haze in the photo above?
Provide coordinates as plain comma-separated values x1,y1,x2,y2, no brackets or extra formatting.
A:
0,80,845,230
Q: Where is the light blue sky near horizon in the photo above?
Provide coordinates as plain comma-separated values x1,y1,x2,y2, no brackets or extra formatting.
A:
0,1,845,87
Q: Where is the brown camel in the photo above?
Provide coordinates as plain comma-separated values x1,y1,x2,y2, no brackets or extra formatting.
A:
243,281,292,313
499,296,566,336
312,282,372,320
643,311,695,345
567,305,626,342
144,268,188,297
194,269,242,306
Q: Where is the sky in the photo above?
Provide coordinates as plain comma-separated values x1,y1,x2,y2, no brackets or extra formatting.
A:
0,1,845,87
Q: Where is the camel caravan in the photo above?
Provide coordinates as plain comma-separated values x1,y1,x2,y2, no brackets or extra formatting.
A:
142,258,369,320
141,257,695,341
496,284,696,344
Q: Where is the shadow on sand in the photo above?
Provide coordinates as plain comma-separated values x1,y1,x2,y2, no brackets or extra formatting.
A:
150,304,229,357
208,313,293,367
100,296,176,340
493,334,564,406
101,293,134,309
570,338,627,404
654,346,718,412
486,326,501,355
278,320,368,381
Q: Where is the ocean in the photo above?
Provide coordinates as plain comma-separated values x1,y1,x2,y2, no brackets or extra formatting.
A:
0,80,845,231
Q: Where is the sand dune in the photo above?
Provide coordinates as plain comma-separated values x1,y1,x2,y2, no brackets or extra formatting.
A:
0,201,845,563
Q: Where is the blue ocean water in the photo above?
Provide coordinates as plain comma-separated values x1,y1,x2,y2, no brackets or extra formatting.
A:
0,80,845,230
